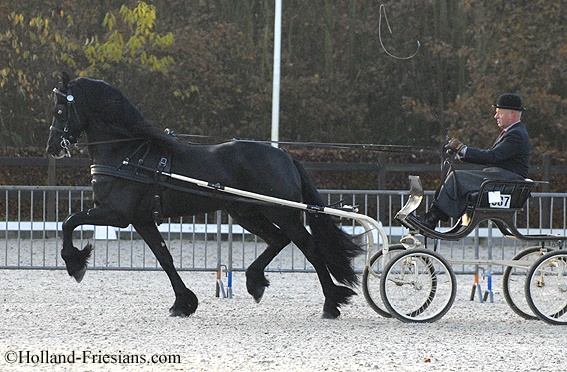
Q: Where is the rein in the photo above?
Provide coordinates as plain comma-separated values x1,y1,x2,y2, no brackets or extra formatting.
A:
71,129,439,155
76,137,146,147
50,83,437,156
53,133,146,157
170,134,439,154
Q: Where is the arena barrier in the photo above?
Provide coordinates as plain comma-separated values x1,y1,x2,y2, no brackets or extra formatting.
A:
2,185,566,275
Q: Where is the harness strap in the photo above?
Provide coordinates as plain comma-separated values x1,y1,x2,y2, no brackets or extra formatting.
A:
152,156,171,225
91,164,154,184
90,164,301,209
90,145,172,225
92,157,353,214
122,141,150,170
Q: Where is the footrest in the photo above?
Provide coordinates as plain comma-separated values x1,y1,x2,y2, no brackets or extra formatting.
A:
395,175,424,220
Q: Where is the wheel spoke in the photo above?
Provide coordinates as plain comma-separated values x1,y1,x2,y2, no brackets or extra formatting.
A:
526,251,567,325
502,246,551,320
362,244,406,318
380,249,456,323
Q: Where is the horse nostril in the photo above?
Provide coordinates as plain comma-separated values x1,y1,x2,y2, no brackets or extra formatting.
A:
46,145,56,155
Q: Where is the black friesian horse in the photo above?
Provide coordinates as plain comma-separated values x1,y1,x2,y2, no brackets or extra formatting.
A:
46,73,362,318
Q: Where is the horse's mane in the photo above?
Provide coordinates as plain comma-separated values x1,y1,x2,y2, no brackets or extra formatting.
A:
72,77,183,152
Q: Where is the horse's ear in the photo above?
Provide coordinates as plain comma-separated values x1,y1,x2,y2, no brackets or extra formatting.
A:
61,72,70,91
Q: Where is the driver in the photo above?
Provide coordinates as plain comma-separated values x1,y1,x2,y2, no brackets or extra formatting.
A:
416,93,530,229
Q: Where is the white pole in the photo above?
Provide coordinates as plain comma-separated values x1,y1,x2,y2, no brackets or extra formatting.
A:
271,0,282,148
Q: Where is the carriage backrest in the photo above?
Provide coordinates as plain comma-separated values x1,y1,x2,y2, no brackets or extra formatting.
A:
472,179,539,210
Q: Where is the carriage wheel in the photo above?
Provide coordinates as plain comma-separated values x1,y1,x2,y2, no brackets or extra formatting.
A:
362,244,406,317
380,249,456,323
525,250,567,325
502,246,552,320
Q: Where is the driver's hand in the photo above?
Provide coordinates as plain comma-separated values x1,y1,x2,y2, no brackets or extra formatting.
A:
444,138,465,154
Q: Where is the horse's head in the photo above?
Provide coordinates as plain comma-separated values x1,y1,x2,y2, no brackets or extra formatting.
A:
46,74,176,159
46,72,85,158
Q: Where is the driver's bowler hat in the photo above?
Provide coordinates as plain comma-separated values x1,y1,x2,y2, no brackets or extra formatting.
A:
492,93,525,111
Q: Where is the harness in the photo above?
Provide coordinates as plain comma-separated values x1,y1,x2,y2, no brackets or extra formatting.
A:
89,141,173,225
90,142,307,224
51,87,81,158
50,83,357,223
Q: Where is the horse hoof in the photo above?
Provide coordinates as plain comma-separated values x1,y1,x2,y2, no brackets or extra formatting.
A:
322,305,341,319
169,309,190,318
168,289,199,317
250,287,265,303
321,310,340,319
62,244,92,283
168,307,196,317
73,266,87,283
245,269,269,303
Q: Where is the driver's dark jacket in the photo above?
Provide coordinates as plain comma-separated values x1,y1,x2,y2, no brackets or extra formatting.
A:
432,122,530,218
463,122,530,178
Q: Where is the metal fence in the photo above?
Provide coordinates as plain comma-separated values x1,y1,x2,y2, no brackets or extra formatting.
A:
2,185,567,274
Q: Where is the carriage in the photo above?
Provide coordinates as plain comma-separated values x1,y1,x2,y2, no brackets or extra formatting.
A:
362,175,567,325
47,73,567,324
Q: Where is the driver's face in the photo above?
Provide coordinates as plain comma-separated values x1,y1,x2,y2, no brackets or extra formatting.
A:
494,108,517,130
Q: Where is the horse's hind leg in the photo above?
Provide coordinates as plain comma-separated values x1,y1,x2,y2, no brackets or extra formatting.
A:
229,212,291,303
132,221,198,317
282,222,355,319
236,212,353,318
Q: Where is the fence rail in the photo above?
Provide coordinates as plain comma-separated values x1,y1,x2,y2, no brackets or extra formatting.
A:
1,154,566,191
2,185,567,275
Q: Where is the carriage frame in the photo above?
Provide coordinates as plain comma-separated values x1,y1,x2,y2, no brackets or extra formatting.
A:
363,174,567,325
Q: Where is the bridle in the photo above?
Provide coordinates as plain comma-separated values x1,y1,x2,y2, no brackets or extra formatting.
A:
50,85,81,158
50,83,145,158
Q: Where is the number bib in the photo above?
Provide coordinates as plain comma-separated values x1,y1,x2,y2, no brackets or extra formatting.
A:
488,191,511,209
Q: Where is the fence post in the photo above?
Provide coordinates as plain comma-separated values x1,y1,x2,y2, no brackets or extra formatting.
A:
47,157,57,221
378,153,386,220
541,152,551,228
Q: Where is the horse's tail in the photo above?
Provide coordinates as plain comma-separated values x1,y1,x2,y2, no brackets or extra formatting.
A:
293,159,363,287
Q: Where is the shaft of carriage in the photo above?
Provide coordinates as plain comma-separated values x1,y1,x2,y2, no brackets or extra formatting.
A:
124,160,393,268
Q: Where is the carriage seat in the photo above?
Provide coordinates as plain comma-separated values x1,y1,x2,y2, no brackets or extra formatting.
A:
467,179,539,212
395,176,551,241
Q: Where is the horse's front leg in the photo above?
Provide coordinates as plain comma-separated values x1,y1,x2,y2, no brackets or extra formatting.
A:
132,221,198,317
61,208,128,283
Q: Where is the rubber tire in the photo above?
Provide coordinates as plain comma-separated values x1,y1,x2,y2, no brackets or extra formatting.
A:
362,244,406,317
380,248,457,323
525,250,567,325
502,246,552,320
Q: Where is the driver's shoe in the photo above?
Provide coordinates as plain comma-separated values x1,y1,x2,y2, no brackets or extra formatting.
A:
416,206,448,230
416,211,440,229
